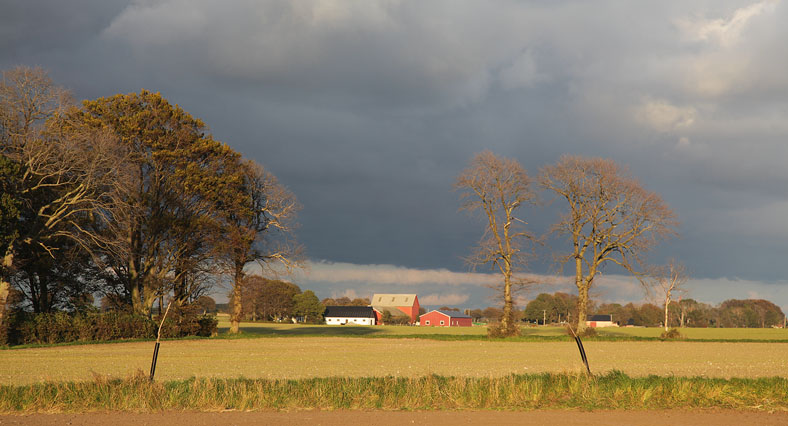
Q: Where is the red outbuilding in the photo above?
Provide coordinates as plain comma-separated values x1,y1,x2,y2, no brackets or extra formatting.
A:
419,310,472,327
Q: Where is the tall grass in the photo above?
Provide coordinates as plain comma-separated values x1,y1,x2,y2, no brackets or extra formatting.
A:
2,371,786,412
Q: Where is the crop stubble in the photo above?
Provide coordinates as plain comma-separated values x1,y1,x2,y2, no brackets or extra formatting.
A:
2,338,787,385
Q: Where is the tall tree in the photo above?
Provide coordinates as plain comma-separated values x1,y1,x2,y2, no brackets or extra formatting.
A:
292,290,325,323
74,90,244,315
644,259,688,332
540,156,678,332
219,160,302,333
455,151,536,336
0,66,120,318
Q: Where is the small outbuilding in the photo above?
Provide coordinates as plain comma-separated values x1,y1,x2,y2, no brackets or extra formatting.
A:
419,310,472,327
325,306,377,325
586,314,617,328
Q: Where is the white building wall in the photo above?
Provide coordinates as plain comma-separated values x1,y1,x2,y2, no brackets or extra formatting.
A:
325,317,375,325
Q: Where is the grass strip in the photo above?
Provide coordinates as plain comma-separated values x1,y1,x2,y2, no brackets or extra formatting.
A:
217,332,788,344
5,332,788,351
1,371,786,413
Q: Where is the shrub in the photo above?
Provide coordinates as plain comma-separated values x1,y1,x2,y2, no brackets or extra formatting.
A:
154,303,218,338
0,311,199,346
564,326,597,338
660,327,684,340
0,307,217,346
487,321,521,338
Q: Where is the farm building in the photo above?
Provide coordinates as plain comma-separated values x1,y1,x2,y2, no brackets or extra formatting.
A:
420,310,472,327
324,306,377,325
371,294,420,324
586,314,617,328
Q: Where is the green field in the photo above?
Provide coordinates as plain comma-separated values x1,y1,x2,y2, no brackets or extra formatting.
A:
215,316,788,341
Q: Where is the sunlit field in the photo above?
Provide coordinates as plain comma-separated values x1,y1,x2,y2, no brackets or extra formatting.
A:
2,333,787,385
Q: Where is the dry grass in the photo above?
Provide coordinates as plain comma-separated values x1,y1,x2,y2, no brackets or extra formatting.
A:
2,337,787,386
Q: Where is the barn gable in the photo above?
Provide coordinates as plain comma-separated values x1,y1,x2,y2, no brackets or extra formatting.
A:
371,294,420,324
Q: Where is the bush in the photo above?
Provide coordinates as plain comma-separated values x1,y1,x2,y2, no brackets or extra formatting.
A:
0,309,216,346
487,321,521,338
1,312,156,345
659,327,684,340
564,326,597,338
154,303,218,338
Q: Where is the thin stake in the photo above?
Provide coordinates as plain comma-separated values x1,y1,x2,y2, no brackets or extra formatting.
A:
567,325,592,376
149,299,172,381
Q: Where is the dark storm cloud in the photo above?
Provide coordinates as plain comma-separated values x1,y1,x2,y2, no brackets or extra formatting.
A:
3,0,788,308
0,0,130,57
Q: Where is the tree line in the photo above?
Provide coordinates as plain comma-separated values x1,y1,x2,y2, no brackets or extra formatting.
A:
521,291,786,328
0,66,300,333
235,275,324,323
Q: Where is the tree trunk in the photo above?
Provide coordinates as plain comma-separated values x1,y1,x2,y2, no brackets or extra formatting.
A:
575,257,588,332
143,290,157,317
0,279,9,324
664,296,670,332
229,268,243,334
128,223,146,315
1,250,14,323
501,265,513,332
576,284,589,332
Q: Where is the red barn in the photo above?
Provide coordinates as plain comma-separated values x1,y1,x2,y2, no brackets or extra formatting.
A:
419,310,472,327
371,294,420,324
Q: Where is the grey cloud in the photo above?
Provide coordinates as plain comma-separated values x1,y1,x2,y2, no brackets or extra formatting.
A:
99,0,542,109
2,0,788,289
0,0,130,58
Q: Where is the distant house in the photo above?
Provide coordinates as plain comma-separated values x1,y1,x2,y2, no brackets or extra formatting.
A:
371,294,420,324
420,310,472,327
586,314,617,328
324,306,377,325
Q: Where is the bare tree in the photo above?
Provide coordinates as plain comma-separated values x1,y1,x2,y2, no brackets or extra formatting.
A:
219,160,303,333
0,66,123,320
455,151,536,336
645,259,688,331
540,155,678,333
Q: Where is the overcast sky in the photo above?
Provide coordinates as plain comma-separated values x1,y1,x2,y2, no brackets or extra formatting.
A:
3,0,787,310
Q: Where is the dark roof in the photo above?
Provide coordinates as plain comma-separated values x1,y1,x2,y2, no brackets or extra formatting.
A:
423,310,471,319
324,306,376,318
587,314,613,322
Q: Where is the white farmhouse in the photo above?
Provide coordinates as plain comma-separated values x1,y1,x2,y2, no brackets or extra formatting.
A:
324,306,377,325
